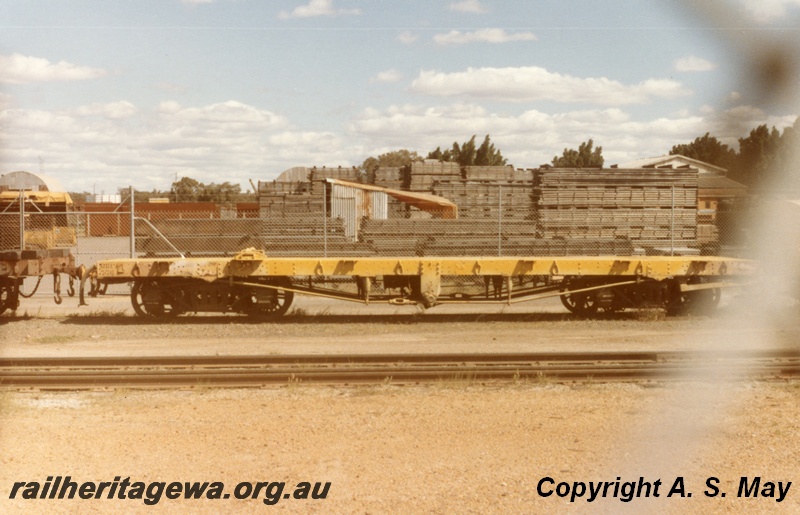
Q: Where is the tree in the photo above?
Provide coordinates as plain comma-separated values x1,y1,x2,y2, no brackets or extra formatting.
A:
773,117,800,191
552,139,604,168
427,135,507,166
734,124,782,187
475,135,506,166
669,133,737,171
171,176,202,202
197,181,242,203
362,149,423,182
169,177,249,203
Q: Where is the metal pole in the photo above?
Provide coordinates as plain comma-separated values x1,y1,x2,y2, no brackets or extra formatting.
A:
498,185,502,257
130,185,135,258
323,182,328,258
670,185,675,256
19,189,24,251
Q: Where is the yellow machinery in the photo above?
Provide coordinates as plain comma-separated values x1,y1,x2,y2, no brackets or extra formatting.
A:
89,248,755,318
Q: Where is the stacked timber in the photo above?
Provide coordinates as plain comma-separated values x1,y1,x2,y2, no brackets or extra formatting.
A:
135,215,372,257
308,166,362,183
257,180,324,215
463,166,530,181
373,167,406,190
408,161,461,191
533,168,698,248
432,181,535,219
360,219,633,256
696,211,719,252
250,165,702,255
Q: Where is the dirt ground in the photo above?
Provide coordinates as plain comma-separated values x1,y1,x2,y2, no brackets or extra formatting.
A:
1,292,799,513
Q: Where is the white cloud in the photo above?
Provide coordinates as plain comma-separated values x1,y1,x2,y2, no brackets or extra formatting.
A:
370,69,404,84
674,56,717,72
350,101,795,167
710,104,797,142
0,100,355,192
278,0,361,19
3,93,794,194
738,0,800,23
159,100,288,128
180,0,215,4
0,93,12,110
448,0,487,13
397,31,419,45
433,29,537,46
410,66,691,105
0,53,107,84
72,101,137,120
349,102,707,165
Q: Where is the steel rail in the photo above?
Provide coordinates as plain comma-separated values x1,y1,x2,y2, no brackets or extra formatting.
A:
2,349,800,368
1,350,798,390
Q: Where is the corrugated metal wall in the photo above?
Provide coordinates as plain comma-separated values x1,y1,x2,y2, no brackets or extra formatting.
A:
330,184,388,241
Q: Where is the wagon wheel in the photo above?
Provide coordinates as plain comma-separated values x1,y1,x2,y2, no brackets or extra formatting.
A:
130,279,183,318
559,277,598,315
240,278,294,318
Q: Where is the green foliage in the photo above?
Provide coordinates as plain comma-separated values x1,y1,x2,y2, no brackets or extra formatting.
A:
774,118,800,189
362,149,423,182
734,124,783,187
112,177,254,204
427,135,507,166
171,176,201,201
673,117,800,190
67,191,91,204
670,133,737,171
552,139,604,168
169,177,247,203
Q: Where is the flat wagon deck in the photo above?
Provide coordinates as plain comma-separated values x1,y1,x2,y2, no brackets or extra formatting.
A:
90,249,755,318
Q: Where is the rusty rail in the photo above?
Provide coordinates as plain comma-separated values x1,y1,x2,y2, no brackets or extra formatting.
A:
1,350,798,390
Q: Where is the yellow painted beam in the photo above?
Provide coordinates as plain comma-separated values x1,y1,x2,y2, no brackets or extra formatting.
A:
95,252,756,282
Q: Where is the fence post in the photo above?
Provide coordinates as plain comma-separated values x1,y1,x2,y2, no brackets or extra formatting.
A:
129,185,135,258
323,182,328,258
670,185,675,256
498,184,502,257
19,189,25,251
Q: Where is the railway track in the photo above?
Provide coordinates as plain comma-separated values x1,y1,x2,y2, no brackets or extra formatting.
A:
1,350,799,390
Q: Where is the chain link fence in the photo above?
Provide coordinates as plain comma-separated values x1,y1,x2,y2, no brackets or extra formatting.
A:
1,187,756,262
1,169,773,303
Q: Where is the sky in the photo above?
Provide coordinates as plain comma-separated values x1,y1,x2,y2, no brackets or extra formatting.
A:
1,0,800,194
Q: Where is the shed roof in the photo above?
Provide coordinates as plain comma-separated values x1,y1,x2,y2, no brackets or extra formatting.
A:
618,155,728,175
697,175,747,194
0,171,65,192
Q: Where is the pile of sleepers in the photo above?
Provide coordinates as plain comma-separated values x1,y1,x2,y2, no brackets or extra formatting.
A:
257,180,325,215
359,218,634,256
432,181,535,219
135,215,371,257
408,161,461,191
533,168,698,248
